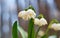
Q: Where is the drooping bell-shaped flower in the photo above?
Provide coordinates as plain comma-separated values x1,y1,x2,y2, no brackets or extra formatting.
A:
51,23,60,30
18,9,36,20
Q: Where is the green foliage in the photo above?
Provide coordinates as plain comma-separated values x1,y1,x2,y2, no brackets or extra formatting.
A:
12,21,18,38
28,18,35,38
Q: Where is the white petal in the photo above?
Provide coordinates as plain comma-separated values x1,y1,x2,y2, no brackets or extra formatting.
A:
27,9,36,19
18,11,26,17
22,13,29,20
34,18,40,25
51,23,60,30
38,30,45,36
22,15,29,20
27,9,35,14
39,18,47,25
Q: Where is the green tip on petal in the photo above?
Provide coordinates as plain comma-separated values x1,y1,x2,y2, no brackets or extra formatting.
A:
37,14,44,19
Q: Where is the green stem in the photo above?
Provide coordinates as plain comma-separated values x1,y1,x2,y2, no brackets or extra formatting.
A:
45,26,50,38
35,27,41,38
41,22,52,38
45,19,59,35
45,25,50,35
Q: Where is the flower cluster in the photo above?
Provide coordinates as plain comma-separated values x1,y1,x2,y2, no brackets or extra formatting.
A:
18,9,47,26
18,9,60,31
18,8,60,38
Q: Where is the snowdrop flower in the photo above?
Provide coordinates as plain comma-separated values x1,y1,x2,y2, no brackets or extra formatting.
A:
39,18,47,26
34,18,40,25
22,13,29,20
51,23,60,30
18,9,36,20
34,18,47,26
18,11,26,17
38,30,45,37
27,9,36,19
18,11,28,20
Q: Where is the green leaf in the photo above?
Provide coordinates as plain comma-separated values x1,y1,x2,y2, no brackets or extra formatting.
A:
18,25,27,38
28,18,35,38
12,21,18,38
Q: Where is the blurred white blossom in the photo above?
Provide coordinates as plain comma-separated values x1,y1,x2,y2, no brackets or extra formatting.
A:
38,30,45,37
18,9,36,20
51,23,60,30
34,18,40,25
48,35,57,38
18,11,26,18
34,18,47,26
27,9,36,19
39,18,47,26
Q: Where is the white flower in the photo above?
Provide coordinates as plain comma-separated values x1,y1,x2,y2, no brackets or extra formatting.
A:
18,9,36,20
38,30,45,37
34,18,47,26
18,11,26,17
22,13,29,20
39,18,47,26
27,9,36,19
51,23,60,30
18,11,28,20
34,18,40,25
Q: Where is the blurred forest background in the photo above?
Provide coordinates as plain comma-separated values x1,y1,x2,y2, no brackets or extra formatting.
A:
0,0,60,38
